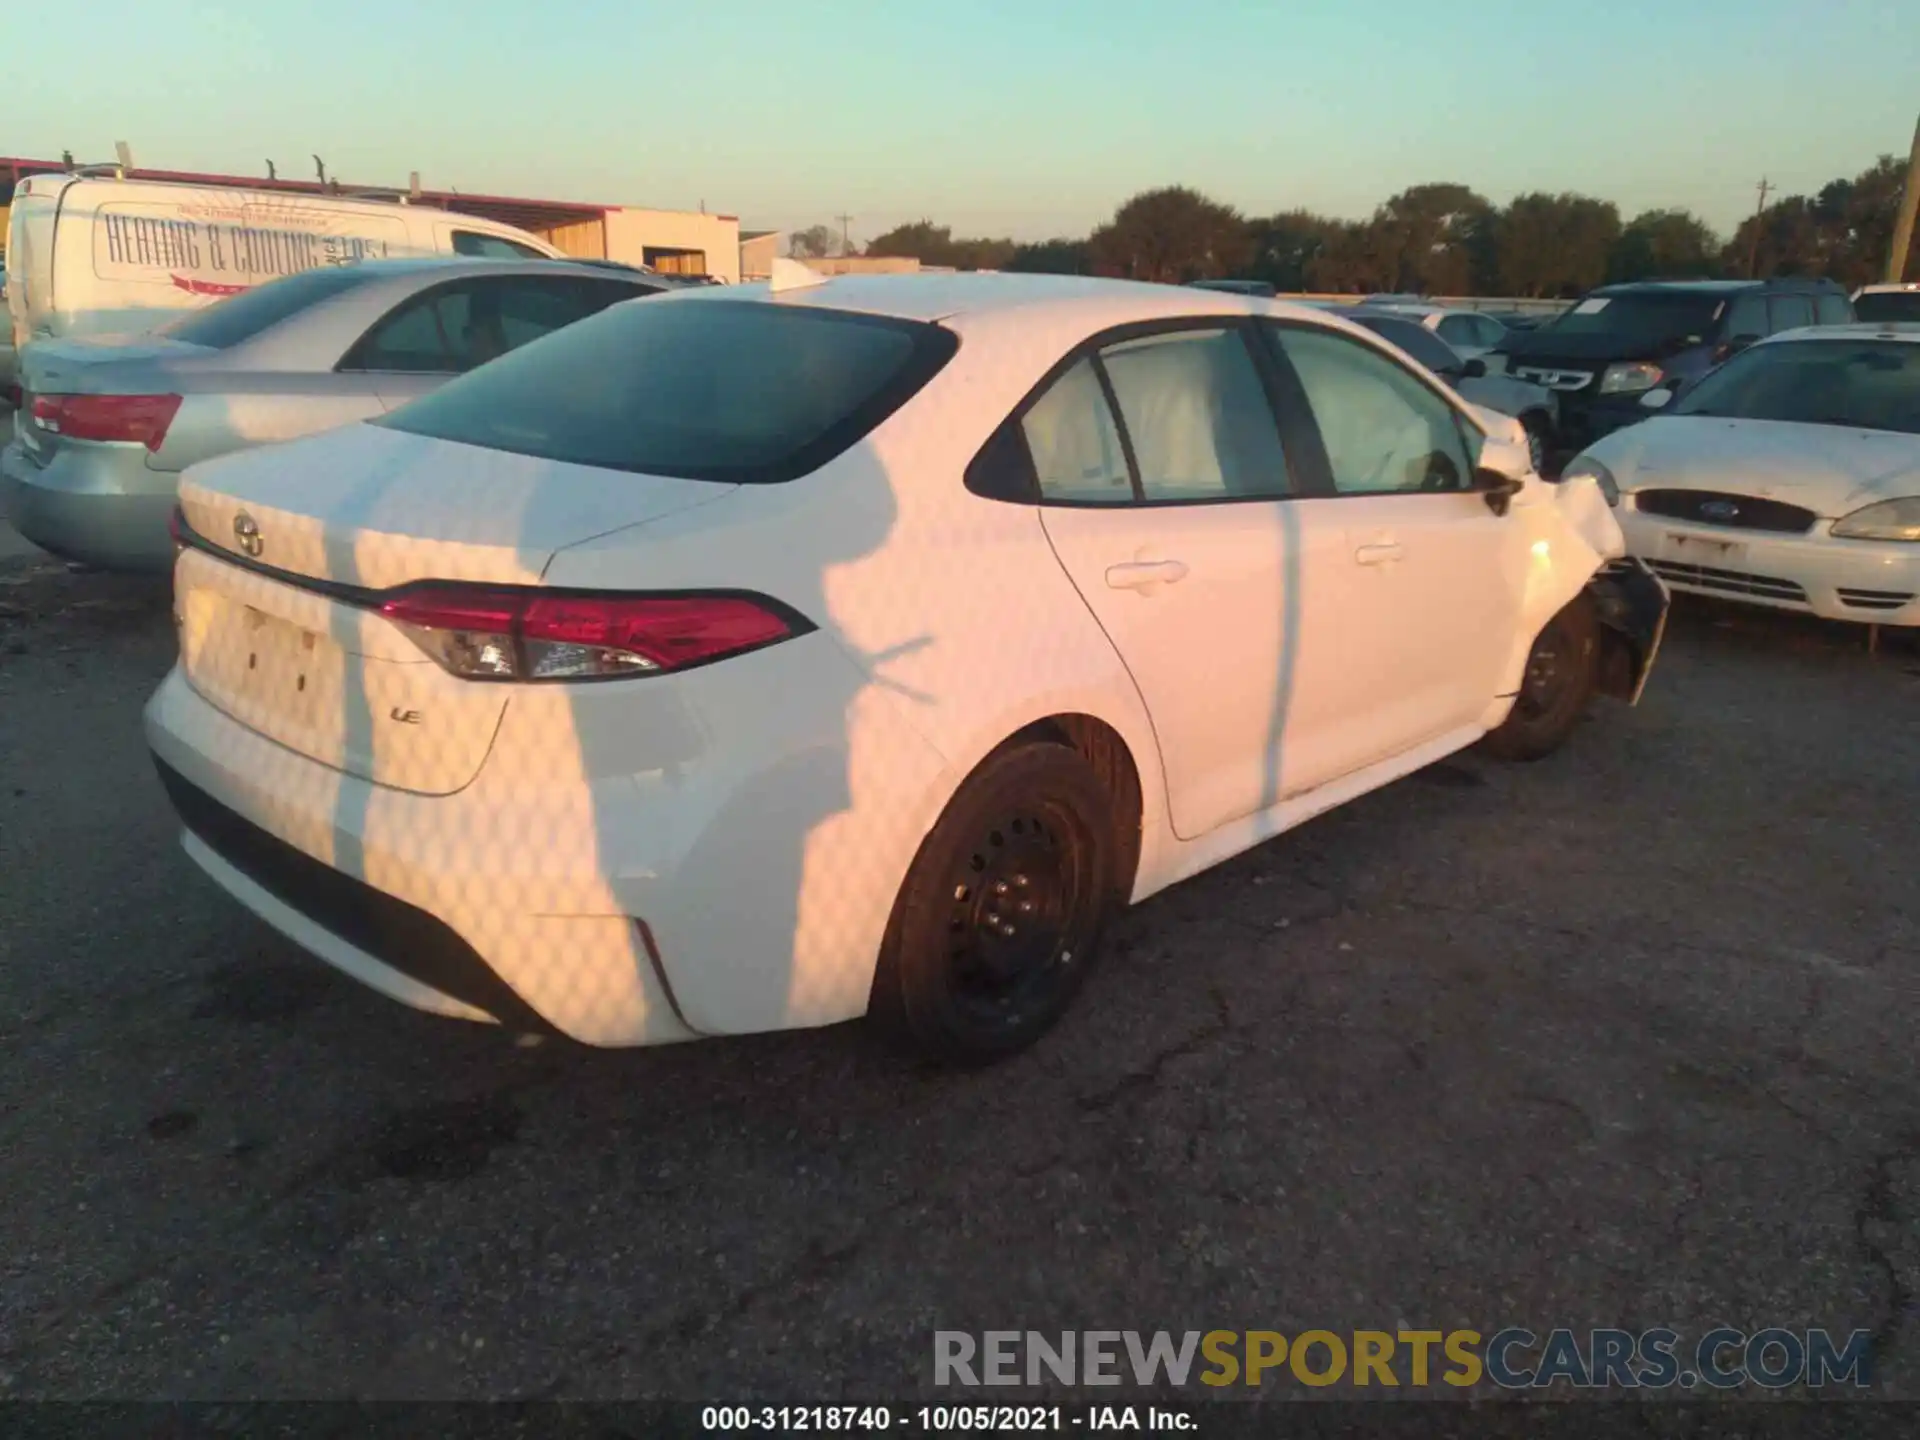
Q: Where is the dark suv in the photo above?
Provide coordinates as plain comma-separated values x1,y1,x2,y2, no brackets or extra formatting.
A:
1493,277,1853,448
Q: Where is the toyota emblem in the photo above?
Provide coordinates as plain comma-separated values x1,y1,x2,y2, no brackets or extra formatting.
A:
1700,499,1741,522
233,511,264,558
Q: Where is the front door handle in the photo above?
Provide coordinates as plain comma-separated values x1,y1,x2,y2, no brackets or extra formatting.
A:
1105,559,1190,592
1354,542,1404,566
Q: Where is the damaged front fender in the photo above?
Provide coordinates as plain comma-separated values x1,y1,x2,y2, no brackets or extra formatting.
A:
1586,556,1670,705
1494,473,1671,708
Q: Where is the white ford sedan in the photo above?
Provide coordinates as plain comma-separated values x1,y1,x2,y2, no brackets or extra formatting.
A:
1577,323,1920,626
145,270,1667,1062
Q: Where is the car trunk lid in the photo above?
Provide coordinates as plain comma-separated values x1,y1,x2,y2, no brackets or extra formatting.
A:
15,334,217,466
174,422,735,794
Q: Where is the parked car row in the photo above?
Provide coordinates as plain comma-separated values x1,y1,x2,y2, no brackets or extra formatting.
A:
1571,321,1920,628
72,261,1665,1062
3,257,685,569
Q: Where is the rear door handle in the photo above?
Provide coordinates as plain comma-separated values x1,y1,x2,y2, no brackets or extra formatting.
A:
1354,542,1403,566
1104,559,1190,592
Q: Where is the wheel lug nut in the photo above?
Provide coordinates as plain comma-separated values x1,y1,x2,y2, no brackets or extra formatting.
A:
1014,874,1029,888
1019,900,1034,914
994,881,1010,896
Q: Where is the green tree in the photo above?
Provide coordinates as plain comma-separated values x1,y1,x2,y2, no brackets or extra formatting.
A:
1494,193,1622,297
866,220,954,262
865,221,1016,270
1304,220,1393,293
1245,209,1339,291
1088,186,1251,284
1367,182,1496,294
1722,196,1826,279
787,224,836,259
1609,209,1722,282
1006,237,1092,275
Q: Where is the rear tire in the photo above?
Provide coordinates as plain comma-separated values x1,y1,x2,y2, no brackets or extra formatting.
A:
1481,594,1600,761
869,743,1117,1065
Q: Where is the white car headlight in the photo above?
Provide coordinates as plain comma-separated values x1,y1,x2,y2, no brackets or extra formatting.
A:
1559,454,1620,507
1597,361,1664,395
1831,497,1920,542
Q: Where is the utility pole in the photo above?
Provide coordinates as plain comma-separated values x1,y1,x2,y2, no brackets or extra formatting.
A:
1745,177,1772,278
1886,114,1920,283
835,213,854,258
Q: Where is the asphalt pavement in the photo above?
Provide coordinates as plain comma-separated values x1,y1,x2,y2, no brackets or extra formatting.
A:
0,529,1917,1404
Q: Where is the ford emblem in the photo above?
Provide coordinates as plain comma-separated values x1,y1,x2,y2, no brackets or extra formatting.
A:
233,511,264,558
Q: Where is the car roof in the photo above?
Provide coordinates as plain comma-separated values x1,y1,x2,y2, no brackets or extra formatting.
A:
310,256,634,282
1763,321,1920,346
669,271,1265,324
1591,277,1843,297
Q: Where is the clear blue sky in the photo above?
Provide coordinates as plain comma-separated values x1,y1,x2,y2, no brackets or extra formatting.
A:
16,0,1918,246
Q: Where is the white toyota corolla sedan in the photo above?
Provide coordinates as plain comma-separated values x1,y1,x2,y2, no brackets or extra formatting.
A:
144,269,1668,1062
1573,323,1920,625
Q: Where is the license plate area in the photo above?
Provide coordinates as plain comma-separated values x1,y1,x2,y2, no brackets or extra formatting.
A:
1658,530,1747,568
182,591,350,738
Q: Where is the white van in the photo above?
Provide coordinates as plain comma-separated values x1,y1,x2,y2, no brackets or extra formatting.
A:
5,173,564,367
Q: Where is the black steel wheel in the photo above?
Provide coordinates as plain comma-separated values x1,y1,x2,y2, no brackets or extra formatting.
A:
1481,594,1600,761
869,743,1116,1064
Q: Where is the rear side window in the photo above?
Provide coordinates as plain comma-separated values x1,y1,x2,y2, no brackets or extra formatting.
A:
161,265,378,349
375,297,958,482
1725,294,1769,341
1769,295,1815,332
451,230,548,260
1815,293,1854,325
1355,314,1460,375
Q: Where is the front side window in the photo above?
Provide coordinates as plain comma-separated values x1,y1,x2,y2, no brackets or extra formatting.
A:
1436,314,1476,347
1672,339,1920,435
376,296,956,482
1472,314,1508,347
1096,329,1293,502
1268,325,1477,494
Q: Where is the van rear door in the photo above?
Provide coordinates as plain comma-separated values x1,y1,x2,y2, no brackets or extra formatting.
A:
6,175,71,352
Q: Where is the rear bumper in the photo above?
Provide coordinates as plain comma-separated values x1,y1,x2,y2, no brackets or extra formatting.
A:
1,438,177,571
1619,509,1920,625
143,625,952,1047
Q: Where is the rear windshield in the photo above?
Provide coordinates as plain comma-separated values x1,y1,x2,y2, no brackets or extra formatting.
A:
1536,293,1724,348
1855,291,1920,324
162,265,380,349
1673,339,1920,435
374,296,959,482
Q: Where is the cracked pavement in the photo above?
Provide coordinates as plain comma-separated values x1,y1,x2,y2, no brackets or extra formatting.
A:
2,530,1918,1404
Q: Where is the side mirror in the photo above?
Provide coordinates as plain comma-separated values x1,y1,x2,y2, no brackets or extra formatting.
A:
1462,357,1488,379
1472,467,1526,518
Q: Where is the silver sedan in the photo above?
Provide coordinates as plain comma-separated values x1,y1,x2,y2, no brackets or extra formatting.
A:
1,257,679,571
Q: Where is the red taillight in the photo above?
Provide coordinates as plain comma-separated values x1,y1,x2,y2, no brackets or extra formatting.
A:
376,585,803,682
30,393,182,451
